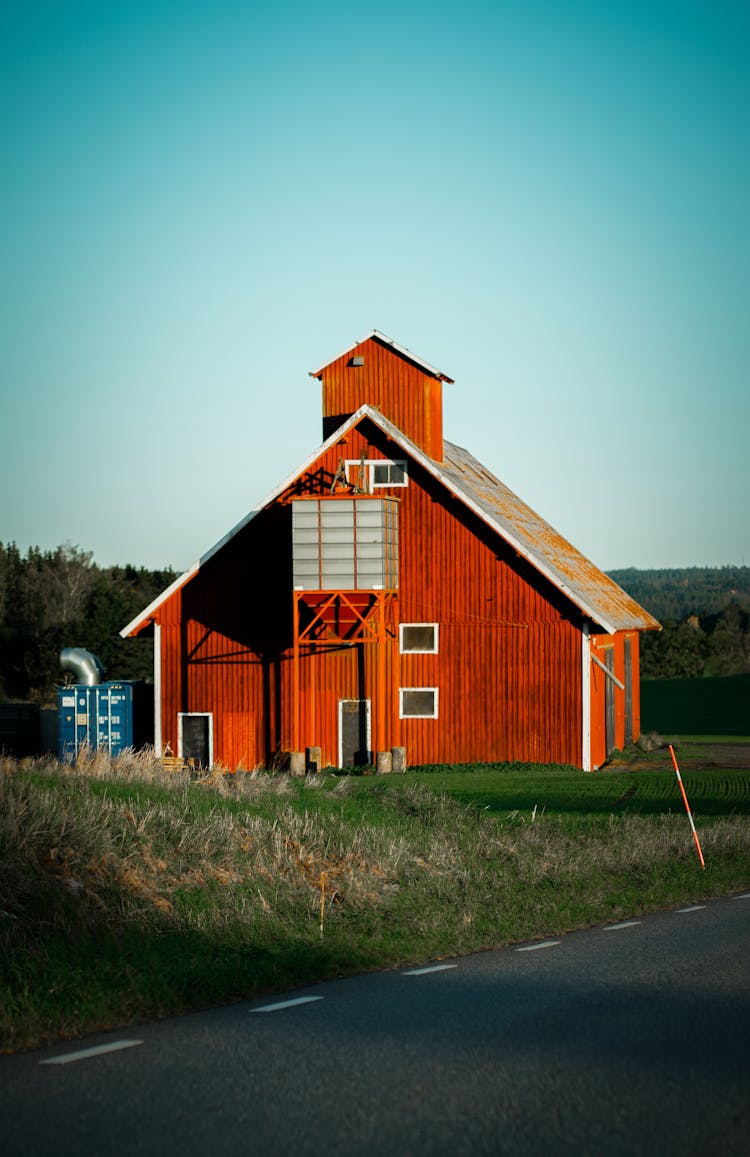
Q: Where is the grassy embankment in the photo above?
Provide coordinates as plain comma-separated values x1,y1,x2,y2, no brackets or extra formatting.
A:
2,712,749,1053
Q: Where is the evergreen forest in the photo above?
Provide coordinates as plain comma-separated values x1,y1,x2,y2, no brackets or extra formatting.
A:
0,542,176,700
608,566,750,679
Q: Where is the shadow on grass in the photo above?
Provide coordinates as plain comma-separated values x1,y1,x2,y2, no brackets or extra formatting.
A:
429,788,750,818
642,674,750,736
2,921,382,1053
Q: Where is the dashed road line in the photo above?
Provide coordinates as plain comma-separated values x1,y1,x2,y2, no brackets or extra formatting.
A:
676,905,706,913
40,1040,143,1066
252,996,324,1013
403,964,458,976
733,892,750,901
603,920,641,931
516,940,561,953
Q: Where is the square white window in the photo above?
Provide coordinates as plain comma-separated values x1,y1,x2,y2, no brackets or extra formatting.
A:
371,460,407,488
345,459,408,491
399,688,439,719
399,623,438,654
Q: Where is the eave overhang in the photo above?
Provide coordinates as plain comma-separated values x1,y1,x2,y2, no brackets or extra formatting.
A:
309,329,454,383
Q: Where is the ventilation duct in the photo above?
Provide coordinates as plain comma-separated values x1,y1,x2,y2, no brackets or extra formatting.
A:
59,647,106,686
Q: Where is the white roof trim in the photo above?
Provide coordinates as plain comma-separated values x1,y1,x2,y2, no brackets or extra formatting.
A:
122,403,639,638
309,329,453,382
353,411,623,635
119,562,199,638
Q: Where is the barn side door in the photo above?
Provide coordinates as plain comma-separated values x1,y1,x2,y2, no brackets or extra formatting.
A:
624,637,633,746
178,712,213,767
338,699,371,769
604,650,616,756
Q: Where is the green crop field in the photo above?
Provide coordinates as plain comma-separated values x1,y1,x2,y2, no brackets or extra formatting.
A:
641,673,750,737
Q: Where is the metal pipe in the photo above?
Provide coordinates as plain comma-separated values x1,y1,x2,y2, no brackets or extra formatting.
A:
59,647,105,686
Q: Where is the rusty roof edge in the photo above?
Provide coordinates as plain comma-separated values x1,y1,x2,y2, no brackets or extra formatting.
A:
435,482,620,634
437,440,660,633
309,329,454,383
342,413,622,632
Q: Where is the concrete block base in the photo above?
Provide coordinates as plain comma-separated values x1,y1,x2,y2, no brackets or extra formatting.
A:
289,751,305,777
391,746,407,774
376,750,393,775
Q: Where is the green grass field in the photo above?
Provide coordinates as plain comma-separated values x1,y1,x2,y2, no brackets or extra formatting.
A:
403,763,750,818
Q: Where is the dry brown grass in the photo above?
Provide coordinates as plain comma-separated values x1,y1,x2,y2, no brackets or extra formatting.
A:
2,753,749,1051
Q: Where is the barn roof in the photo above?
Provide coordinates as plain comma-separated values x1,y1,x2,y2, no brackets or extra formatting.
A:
309,329,455,383
121,405,658,638
438,441,660,633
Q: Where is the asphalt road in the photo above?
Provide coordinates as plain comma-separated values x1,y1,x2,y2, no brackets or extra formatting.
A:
2,894,749,1156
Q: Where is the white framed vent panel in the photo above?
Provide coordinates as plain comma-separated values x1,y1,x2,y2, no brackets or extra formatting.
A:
292,498,398,590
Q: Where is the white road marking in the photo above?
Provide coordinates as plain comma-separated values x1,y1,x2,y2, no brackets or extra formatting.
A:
40,1040,143,1065
516,940,561,952
733,892,750,900
603,920,641,931
676,905,706,913
403,964,458,976
252,996,324,1012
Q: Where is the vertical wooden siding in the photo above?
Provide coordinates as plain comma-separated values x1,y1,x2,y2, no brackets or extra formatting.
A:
317,336,444,461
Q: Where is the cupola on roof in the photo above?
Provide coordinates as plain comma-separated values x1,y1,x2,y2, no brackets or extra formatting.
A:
310,329,453,460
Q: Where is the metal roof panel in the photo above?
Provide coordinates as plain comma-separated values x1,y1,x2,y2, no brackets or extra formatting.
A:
438,440,660,633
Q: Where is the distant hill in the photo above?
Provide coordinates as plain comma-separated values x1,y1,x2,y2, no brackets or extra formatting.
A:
607,567,750,623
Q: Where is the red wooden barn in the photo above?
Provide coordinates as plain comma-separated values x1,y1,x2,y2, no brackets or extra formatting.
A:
122,331,660,771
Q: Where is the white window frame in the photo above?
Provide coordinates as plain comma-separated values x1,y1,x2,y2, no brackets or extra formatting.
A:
399,687,439,719
399,622,439,654
177,711,214,766
345,459,408,491
337,698,372,769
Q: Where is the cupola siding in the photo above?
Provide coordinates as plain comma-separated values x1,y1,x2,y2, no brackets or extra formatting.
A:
313,332,450,461
122,331,660,772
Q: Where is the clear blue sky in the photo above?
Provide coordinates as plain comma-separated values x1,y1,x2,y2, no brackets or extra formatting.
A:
2,0,748,573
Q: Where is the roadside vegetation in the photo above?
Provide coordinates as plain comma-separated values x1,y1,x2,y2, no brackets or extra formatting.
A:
3,743,749,1054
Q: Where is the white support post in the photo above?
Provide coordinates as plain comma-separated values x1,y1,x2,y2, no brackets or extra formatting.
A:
581,622,591,772
153,621,162,757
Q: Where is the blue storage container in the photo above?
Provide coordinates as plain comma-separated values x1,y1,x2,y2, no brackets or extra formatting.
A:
58,682,152,761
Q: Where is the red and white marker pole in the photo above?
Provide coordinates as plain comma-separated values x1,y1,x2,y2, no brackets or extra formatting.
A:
669,744,706,870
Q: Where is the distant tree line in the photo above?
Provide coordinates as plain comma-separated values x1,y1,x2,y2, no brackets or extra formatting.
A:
609,567,750,679
608,566,750,621
1,548,748,697
0,542,177,701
